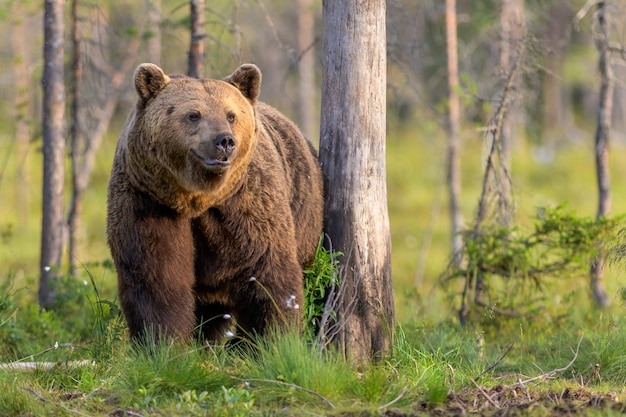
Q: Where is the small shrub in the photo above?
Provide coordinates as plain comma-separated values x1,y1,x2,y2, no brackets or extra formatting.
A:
444,205,624,325
302,236,342,338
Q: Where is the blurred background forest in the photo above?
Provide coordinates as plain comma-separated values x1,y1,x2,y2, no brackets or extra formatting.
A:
1,0,626,324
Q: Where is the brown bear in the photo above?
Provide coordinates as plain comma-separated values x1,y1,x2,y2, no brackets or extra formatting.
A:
106,63,323,343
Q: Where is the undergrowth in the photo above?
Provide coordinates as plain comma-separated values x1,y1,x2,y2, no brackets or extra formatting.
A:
1,241,626,415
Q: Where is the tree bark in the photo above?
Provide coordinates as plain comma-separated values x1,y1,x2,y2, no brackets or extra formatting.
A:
40,0,66,309
445,0,463,267
188,0,205,78
590,1,613,308
320,0,394,363
68,0,83,275
297,0,316,141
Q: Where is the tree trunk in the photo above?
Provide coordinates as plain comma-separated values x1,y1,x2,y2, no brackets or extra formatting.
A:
590,1,613,308
319,0,394,363
499,0,524,172
297,0,316,141
445,0,463,267
40,0,66,309
68,0,82,275
66,8,143,275
188,0,205,78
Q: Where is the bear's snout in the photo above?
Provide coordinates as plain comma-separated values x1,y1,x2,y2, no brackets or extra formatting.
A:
214,133,236,160
191,132,237,173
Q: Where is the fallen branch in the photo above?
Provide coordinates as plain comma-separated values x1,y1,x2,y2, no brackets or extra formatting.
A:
470,377,501,409
0,342,92,371
514,335,582,387
238,377,335,409
0,360,94,371
467,336,583,410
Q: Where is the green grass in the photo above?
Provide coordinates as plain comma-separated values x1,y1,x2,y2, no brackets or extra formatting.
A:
1,283,625,415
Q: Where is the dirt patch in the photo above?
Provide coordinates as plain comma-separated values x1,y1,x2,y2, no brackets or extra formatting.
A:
391,386,624,416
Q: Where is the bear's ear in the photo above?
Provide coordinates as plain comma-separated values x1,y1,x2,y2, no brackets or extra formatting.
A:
224,64,261,104
134,63,171,102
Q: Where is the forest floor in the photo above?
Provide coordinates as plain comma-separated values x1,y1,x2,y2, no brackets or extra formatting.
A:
395,387,624,416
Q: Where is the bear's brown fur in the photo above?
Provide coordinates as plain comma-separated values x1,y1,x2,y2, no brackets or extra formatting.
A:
106,63,323,342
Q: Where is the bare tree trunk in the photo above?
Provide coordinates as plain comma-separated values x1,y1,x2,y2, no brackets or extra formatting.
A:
320,0,394,363
499,0,524,173
11,2,32,228
40,0,66,309
188,0,205,78
68,0,83,275
590,1,613,308
297,0,316,141
445,0,463,267
66,8,143,275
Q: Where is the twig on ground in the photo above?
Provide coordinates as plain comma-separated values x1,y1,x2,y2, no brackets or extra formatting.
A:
474,340,515,381
377,386,408,410
447,364,467,414
467,336,583,410
238,378,335,409
21,387,91,417
514,335,583,387
470,378,500,409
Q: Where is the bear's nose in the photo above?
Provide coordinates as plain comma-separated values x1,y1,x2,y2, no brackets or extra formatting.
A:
214,133,236,158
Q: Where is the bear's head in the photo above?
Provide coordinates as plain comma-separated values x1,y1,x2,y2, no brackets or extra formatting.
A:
124,63,262,215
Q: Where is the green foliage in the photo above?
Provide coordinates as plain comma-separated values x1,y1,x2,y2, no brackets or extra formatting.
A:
209,386,256,417
302,236,342,337
115,340,232,409
446,205,624,324
175,387,256,417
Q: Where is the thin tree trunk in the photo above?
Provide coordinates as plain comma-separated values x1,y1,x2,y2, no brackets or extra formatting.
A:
66,23,142,275
445,0,463,267
297,0,315,141
320,0,394,363
68,0,82,275
590,1,613,308
188,0,205,78
459,50,523,325
499,0,524,179
11,2,32,228
40,0,66,309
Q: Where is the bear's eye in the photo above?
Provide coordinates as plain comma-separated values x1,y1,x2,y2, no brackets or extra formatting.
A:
186,111,202,122
227,112,236,123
